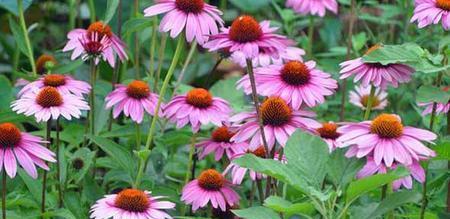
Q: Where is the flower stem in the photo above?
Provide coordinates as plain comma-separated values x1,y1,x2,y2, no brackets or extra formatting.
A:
174,41,198,93
41,121,51,215
154,34,168,92
363,85,376,120
108,0,122,131
2,171,6,219
87,0,96,23
68,0,77,29
182,133,197,216
89,60,97,136
149,16,158,79
17,0,37,76
135,123,141,151
307,16,315,58
56,118,63,208
204,57,224,88
134,0,140,79
256,180,265,205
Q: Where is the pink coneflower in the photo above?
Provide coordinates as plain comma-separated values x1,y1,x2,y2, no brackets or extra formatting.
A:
181,169,240,212
230,97,321,150
0,123,56,179
11,86,90,122
230,46,305,67
164,88,231,132
143,0,224,45
410,0,450,30
237,60,338,109
196,126,248,161
418,101,450,115
105,80,161,124
357,157,425,190
316,122,342,152
286,0,338,17
349,85,388,110
224,146,266,184
63,21,128,67
340,45,415,89
35,54,58,74
90,189,175,219
337,114,436,167
205,15,292,59
18,74,91,97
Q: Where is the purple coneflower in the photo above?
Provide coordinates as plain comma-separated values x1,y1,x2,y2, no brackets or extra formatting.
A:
349,85,388,110
230,46,305,67
224,146,266,185
286,0,338,17
196,126,248,161
410,0,450,30
418,101,450,115
18,74,91,97
316,122,342,152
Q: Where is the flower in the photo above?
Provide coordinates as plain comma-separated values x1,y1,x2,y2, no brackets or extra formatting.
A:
164,88,231,132
105,80,161,124
36,54,57,74
63,21,128,67
230,46,305,67
143,0,224,45
286,0,338,17
0,123,56,178
349,85,388,110
237,60,338,109
339,45,415,89
337,114,436,167
11,86,90,122
316,122,342,152
181,169,240,212
410,0,450,30
18,74,91,97
90,189,175,219
357,157,425,190
224,146,266,184
205,15,292,59
418,101,450,115
230,97,321,150
196,126,248,161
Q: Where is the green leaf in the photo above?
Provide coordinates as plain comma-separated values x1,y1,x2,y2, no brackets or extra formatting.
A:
103,0,120,24
8,17,28,57
210,76,246,112
228,0,271,13
416,85,450,104
18,169,42,203
87,135,136,173
71,148,96,183
352,32,367,52
434,140,450,161
0,75,13,111
327,150,364,187
0,0,33,16
364,191,422,219
121,18,153,37
363,43,424,65
264,196,315,216
345,167,409,204
232,206,281,219
51,59,84,74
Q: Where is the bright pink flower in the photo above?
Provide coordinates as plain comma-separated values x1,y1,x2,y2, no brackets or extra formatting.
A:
410,0,450,30
143,0,224,45
340,45,415,89
224,146,266,185
196,126,248,161
286,0,338,17
337,114,436,167
63,21,128,67
237,60,338,109
18,74,91,97
164,88,231,133
181,169,240,212
418,101,450,115
0,123,55,179
90,189,175,219
316,122,342,152
349,85,388,110
205,15,292,59
357,157,425,190
11,86,90,122
230,46,305,67
105,80,161,124
230,97,321,150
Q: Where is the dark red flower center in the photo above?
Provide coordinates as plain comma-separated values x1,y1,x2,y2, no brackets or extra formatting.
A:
211,126,234,143
317,122,340,140
36,87,63,108
280,61,311,86
175,0,204,13
360,95,381,108
437,0,450,10
370,114,403,139
36,54,57,74
83,41,104,55
87,21,112,38
43,74,66,87
198,169,225,191
229,16,263,43
0,123,21,148
186,88,213,108
114,189,149,212
250,146,266,158
126,80,150,99
260,97,292,126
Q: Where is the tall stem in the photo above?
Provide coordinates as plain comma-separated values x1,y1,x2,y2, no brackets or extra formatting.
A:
68,0,77,30
87,0,96,23
89,60,97,136
149,16,158,79
41,121,51,215
2,171,5,219
363,85,376,120
307,16,315,58
256,180,265,205
135,123,141,151
154,34,168,91
108,0,122,131
17,0,37,76
134,0,140,79
181,133,197,216
174,42,197,93
56,119,63,207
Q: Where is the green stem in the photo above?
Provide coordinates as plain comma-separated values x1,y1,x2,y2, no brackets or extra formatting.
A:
363,85,376,120
87,0,96,22
134,0,140,79
182,133,197,216
174,41,197,94
68,0,77,29
447,111,450,213
256,180,265,205
154,34,168,92
56,119,63,208
307,16,315,58
17,0,37,76
2,171,5,219
89,60,97,136
41,121,51,215
148,16,158,79
135,123,141,151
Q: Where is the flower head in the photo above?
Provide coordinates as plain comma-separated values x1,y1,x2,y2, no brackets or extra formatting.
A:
317,122,342,152
143,0,223,45
337,114,436,167
237,60,338,109
36,54,57,74
164,88,231,132
231,46,305,67
0,123,55,178
349,85,388,110
418,101,450,115
410,0,450,30
286,0,338,17
224,146,267,184
18,74,91,97
106,80,161,124
90,189,175,219
181,169,240,212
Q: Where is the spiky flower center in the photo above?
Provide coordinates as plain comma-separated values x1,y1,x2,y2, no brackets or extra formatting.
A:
437,0,450,10
43,74,66,87
36,87,63,108
370,114,403,139
114,189,149,212
198,169,225,191
186,88,213,108
360,95,381,108
211,126,234,143
280,61,311,86
126,80,150,99
229,16,263,43
36,54,57,74
317,122,339,140
0,123,21,148
251,146,266,158
175,0,204,13
87,21,112,38
83,41,104,55
260,97,292,126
